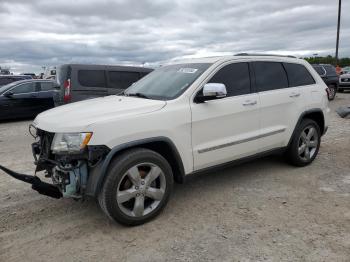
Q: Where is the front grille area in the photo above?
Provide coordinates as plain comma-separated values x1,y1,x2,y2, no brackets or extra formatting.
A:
37,129,55,160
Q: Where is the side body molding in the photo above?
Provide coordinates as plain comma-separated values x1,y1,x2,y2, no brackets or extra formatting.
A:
87,137,186,197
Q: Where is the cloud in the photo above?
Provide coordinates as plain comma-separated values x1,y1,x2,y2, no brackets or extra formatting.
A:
0,0,349,73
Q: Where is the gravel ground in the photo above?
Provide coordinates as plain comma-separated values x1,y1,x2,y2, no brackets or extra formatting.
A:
0,93,349,262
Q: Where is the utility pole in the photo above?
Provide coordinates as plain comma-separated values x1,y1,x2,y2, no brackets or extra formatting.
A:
335,0,341,65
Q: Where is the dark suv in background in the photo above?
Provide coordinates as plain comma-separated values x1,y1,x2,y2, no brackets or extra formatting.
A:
54,64,153,106
0,75,32,87
339,68,350,92
312,64,339,100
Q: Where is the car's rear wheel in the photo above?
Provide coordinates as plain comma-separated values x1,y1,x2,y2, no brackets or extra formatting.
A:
327,85,337,100
286,119,321,167
98,148,173,226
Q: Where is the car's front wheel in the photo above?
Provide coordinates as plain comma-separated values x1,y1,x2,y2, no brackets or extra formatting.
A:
98,148,173,226
286,119,321,167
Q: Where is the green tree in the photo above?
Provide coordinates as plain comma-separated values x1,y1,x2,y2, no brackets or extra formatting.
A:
303,56,350,67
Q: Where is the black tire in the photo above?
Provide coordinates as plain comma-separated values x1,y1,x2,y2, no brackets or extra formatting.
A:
286,119,321,167
98,148,173,226
327,85,337,101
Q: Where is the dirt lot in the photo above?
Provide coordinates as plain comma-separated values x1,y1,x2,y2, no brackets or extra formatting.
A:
0,94,349,262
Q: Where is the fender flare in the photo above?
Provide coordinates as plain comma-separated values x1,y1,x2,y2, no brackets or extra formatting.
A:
287,108,325,147
91,136,185,196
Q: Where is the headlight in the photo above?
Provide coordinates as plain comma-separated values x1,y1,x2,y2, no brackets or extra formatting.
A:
51,133,92,153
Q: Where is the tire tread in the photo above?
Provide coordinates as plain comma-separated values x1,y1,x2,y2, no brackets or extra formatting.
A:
286,118,321,167
98,148,173,226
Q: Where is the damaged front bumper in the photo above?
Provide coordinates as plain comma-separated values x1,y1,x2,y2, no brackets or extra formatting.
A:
0,165,63,199
0,127,110,200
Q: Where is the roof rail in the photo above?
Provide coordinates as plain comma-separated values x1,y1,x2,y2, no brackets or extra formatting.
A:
235,53,296,58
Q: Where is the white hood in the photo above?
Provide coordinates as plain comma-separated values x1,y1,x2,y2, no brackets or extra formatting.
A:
34,96,166,132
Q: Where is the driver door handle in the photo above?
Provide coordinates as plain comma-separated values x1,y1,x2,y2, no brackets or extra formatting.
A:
242,100,257,106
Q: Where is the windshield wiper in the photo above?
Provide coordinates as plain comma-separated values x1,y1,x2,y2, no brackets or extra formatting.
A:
126,92,150,99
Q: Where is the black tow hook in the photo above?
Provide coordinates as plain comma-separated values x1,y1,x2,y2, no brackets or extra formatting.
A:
0,165,62,199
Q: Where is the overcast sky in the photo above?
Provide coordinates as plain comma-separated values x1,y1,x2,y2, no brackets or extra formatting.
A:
0,0,349,73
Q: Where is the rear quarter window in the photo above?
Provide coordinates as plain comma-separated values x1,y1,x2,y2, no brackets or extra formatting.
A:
78,70,106,87
283,63,315,87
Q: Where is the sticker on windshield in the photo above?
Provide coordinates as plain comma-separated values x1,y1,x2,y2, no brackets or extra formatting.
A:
178,68,198,74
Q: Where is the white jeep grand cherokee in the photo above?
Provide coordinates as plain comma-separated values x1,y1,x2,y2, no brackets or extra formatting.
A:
1,55,330,225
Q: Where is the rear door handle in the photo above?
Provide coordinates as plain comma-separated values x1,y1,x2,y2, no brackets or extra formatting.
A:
242,100,257,106
289,93,301,98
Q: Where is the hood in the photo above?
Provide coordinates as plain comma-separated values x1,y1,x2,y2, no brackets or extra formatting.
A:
340,73,350,78
34,96,166,132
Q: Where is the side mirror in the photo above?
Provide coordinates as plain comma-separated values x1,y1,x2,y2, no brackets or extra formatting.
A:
195,83,227,103
4,91,14,98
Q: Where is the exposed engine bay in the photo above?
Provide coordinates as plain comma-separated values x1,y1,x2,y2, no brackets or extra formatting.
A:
0,126,110,200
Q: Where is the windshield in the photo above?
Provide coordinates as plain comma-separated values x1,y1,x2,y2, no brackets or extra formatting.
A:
123,63,211,100
0,81,20,94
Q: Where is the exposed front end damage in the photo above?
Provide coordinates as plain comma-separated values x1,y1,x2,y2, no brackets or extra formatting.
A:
0,127,110,200
0,165,63,199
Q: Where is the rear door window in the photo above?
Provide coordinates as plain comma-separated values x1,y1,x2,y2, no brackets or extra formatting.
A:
108,71,140,89
40,82,54,91
78,70,106,87
253,62,288,92
283,63,315,87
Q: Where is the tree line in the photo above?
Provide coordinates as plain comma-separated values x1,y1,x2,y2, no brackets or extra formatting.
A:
303,55,350,67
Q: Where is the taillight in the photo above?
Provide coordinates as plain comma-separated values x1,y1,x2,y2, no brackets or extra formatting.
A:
63,79,71,102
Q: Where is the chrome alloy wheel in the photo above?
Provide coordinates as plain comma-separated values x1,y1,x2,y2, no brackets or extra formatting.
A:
116,163,166,217
298,126,319,161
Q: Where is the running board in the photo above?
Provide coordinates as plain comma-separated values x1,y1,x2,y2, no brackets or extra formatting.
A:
0,165,62,199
